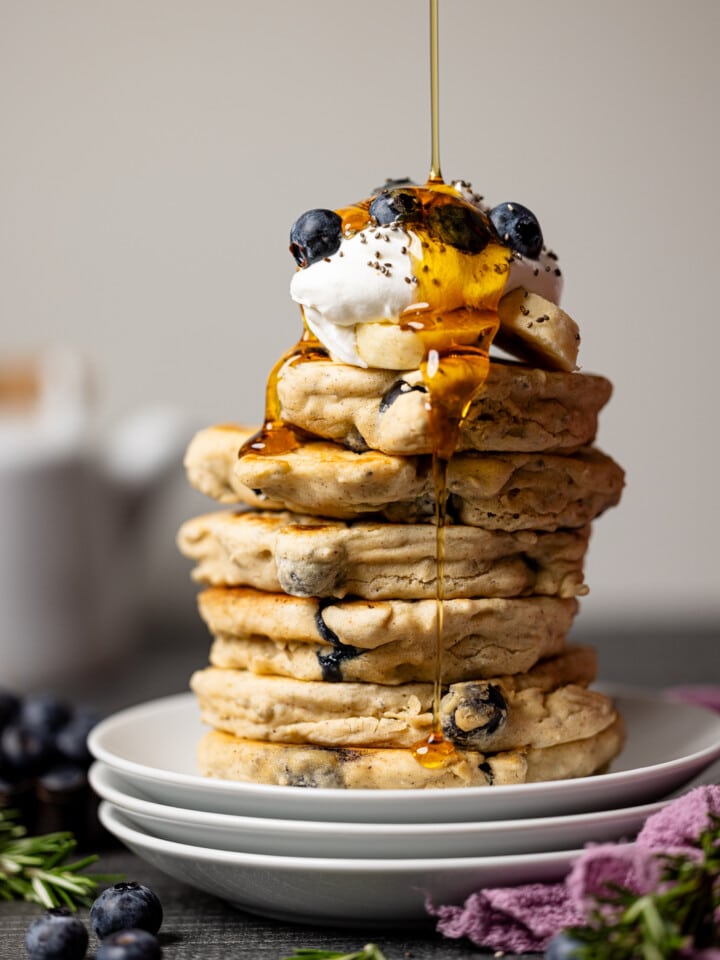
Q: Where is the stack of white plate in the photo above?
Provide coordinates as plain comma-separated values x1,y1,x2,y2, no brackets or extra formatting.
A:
88,689,720,925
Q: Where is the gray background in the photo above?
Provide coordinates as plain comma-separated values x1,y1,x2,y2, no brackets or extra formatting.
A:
1,0,718,654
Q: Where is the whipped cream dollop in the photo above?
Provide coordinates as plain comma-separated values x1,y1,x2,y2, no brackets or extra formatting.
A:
289,181,563,368
291,224,420,366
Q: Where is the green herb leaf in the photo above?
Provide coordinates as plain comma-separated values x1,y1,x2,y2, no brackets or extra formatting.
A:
0,808,123,910
283,945,389,960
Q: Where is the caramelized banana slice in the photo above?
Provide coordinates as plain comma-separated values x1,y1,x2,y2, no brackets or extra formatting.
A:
497,288,580,372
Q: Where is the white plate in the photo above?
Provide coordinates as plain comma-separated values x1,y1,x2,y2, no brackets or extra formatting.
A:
88,690,720,822
90,760,668,859
99,802,581,924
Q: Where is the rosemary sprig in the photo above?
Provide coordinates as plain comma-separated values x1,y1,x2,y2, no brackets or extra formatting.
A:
567,813,720,958
0,808,121,910
283,945,388,960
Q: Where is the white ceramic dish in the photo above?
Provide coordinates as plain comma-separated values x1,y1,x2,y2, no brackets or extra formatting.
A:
90,760,667,859
99,802,582,924
88,690,720,822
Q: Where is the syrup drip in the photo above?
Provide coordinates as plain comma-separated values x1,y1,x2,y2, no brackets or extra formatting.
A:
244,1,510,774
429,0,442,184
411,1,511,769
238,326,328,458
410,336,497,768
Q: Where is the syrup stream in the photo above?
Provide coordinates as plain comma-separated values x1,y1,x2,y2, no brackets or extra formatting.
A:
246,0,506,771
411,0,455,769
429,0,442,184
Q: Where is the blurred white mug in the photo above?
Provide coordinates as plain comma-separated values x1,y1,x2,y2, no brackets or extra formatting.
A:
0,348,187,691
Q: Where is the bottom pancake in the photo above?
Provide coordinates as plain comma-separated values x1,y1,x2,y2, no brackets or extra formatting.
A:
197,713,625,790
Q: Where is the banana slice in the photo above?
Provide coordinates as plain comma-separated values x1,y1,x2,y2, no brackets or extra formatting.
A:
354,309,496,371
496,288,580,372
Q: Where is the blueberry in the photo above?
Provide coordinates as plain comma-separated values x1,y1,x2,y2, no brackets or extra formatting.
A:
55,711,100,767
441,682,508,747
0,689,20,731
289,208,343,268
20,695,71,737
38,763,88,794
489,202,544,259
96,929,162,960
427,203,492,254
545,930,587,959
25,907,88,960
90,882,163,940
1,723,55,777
369,189,421,225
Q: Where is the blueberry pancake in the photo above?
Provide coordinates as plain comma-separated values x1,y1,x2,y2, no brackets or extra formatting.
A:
177,510,589,599
185,424,624,532
230,440,624,531
199,587,578,684
190,645,616,752
275,359,611,456
197,713,625,790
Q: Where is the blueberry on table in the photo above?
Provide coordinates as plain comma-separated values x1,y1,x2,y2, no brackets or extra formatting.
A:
55,711,100,767
489,202,544,259
20,694,71,736
289,208,343,267
96,929,162,960
369,189,421,225
90,882,163,939
1,723,55,777
0,689,20,730
544,930,587,959
37,763,88,794
25,907,89,960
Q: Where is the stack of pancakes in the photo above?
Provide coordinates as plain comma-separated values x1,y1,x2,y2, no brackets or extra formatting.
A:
178,345,625,789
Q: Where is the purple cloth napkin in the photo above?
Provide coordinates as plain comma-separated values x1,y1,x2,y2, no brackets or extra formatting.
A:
427,783,720,954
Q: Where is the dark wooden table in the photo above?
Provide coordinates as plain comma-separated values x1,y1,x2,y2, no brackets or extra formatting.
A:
0,849,505,960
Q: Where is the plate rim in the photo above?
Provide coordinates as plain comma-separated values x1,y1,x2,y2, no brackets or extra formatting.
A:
88,688,720,802
89,759,669,835
99,800,586,871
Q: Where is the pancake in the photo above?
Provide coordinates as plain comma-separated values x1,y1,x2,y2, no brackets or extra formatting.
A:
197,713,625,789
232,440,624,531
177,510,590,600
199,587,578,684
190,645,615,752
275,358,611,456
184,426,624,531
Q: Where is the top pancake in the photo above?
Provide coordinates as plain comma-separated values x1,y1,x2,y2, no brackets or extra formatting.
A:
276,358,612,456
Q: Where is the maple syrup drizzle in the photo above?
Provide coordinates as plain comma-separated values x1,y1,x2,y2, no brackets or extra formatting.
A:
411,0,503,770
238,326,328,459
429,0,442,184
243,2,511,774
409,335,497,768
